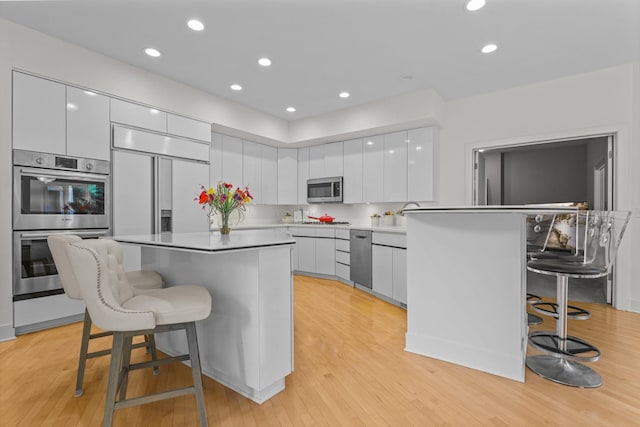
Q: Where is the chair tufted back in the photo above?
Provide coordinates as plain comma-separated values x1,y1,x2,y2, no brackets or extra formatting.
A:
66,239,155,332
48,234,83,299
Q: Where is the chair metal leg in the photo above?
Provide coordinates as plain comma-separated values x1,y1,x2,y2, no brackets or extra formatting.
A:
104,332,125,427
147,334,159,375
186,322,208,427
119,336,133,401
75,309,93,397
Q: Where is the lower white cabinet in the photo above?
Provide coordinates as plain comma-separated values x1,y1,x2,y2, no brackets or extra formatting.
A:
372,243,407,305
316,238,336,276
392,248,407,304
297,236,316,273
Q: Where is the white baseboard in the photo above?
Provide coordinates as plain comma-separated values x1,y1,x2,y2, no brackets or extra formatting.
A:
628,299,640,313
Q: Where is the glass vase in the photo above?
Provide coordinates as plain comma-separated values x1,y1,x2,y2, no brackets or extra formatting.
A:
218,211,231,235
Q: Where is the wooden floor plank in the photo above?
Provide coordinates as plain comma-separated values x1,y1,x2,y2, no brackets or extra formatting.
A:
2,274,640,426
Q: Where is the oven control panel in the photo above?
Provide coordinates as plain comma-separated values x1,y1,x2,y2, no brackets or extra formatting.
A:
13,149,109,175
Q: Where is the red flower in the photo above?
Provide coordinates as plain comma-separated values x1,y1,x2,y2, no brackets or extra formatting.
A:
224,182,233,189
198,191,209,204
244,187,253,199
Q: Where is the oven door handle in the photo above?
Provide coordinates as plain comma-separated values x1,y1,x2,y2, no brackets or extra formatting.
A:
19,231,110,239
19,167,108,182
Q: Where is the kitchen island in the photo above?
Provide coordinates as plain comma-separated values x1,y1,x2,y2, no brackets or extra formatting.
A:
402,205,577,382
111,229,295,403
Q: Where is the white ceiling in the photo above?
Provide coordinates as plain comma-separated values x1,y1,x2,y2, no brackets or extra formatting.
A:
1,0,639,121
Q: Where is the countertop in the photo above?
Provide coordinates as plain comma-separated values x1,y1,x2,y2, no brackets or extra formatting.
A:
233,223,408,234
403,205,580,214
111,229,295,252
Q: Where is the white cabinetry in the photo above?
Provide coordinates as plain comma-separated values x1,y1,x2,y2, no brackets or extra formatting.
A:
315,230,336,276
111,98,167,132
408,127,438,202
324,141,344,177
297,237,316,273
383,131,408,202
392,248,407,304
309,145,325,179
66,87,110,160
363,135,384,202
372,232,407,305
343,139,363,204
290,227,336,276
372,245,393,297
243,141,262,203
335,229,351,282
297,147,310,204
172,160,210,232
278,149,298,205
261,145,278,205
13,72,66,155
210,132,222,184
221,135,243,187
167,113,211,142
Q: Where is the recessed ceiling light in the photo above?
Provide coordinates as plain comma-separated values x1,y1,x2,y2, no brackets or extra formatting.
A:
466,0,486,11
230,84,243,91
187,19,204,31
145,48,161,57
481,44,498,53
339,92,350,98
258,57,272,67
286,106,296,112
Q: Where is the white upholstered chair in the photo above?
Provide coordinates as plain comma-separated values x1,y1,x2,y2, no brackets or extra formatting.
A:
48,234,164,397
66,238,211,427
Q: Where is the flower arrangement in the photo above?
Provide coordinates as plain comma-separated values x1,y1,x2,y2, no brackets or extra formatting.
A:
196,182,253,234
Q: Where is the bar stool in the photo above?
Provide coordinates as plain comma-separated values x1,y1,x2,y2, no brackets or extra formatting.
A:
526,293,543,325
66,239,212,427
525,210,630,388
48,234,164,397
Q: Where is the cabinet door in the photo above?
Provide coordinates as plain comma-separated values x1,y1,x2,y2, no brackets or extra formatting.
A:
363,135,384,202
343,139,363,204
308,145,325,179
210,132,223,185
324,141,343,177
110,98,167,132
408,127,437,201
372,245,393,298
297,147,310,205
261,145,278,205
221,135,244,188
113,150,152,235
277,148,298,205
66,86,110,160
315,238,336,276
172,160,210,232
167,113,211,142
291,234,299,271
243,141,262,204
392,248,407,304
13,72,66,154
383,131,408,202
297,236,316,273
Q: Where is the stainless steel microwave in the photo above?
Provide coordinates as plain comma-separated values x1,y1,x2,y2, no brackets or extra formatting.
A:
307,177,343,203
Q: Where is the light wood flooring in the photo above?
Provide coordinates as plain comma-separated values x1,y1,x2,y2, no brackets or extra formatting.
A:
2,275,640,426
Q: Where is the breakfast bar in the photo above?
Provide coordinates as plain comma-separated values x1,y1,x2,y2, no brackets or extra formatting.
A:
402,205,576,382
112,229,296,403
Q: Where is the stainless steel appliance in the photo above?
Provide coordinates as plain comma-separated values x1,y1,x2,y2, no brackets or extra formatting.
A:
13,149,110,230
13,229,109,300
350,229,372,289
307,176,343,203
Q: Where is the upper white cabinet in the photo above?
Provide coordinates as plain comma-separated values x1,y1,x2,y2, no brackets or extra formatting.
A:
324,141,343,177
408,127,438,202
297,147,310,205
383,131,408,202
343,139,363,204
243,141,262,203
13,72,66,155
210,132,223,185
261,145,278,205
362,135,384,203
308,145,325,179
66,86,110,161
110,98,167,132
167,113,211,142
221,135,243,187
278,149,298,205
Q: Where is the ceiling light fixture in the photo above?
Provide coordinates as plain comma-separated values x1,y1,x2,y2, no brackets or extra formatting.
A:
187,19,205,31
339,91,350,98
145,48,161,57
481,43,497,53
466,0,486,11
286,106,296,112
258,57,272,67
230,84,243,91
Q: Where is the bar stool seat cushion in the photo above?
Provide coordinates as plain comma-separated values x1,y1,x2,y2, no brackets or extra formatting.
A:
122,285,211,325
528,258,606,277
125,270,164,294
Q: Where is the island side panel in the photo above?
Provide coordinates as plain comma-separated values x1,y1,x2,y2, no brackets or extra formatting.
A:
405,212,527,382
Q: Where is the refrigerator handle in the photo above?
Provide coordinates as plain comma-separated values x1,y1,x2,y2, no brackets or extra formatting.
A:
152,156,160,234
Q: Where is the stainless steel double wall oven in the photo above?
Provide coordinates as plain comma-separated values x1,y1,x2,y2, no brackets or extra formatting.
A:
13,149,111,300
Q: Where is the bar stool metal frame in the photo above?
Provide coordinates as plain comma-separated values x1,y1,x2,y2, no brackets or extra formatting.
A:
525,210,630,388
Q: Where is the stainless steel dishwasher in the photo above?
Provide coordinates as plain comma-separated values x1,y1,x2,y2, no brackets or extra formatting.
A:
350,229,372,289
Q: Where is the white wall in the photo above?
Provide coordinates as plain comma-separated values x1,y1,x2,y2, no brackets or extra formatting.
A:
439,63,638,311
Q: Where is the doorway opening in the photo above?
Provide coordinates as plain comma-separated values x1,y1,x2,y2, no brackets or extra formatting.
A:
472,134,614,304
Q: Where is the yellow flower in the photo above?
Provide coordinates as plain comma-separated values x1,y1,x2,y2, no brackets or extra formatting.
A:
207,187,215,195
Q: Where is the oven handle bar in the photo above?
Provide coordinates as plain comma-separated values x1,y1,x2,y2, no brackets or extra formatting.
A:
19,167,109,182
19,230,110,239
